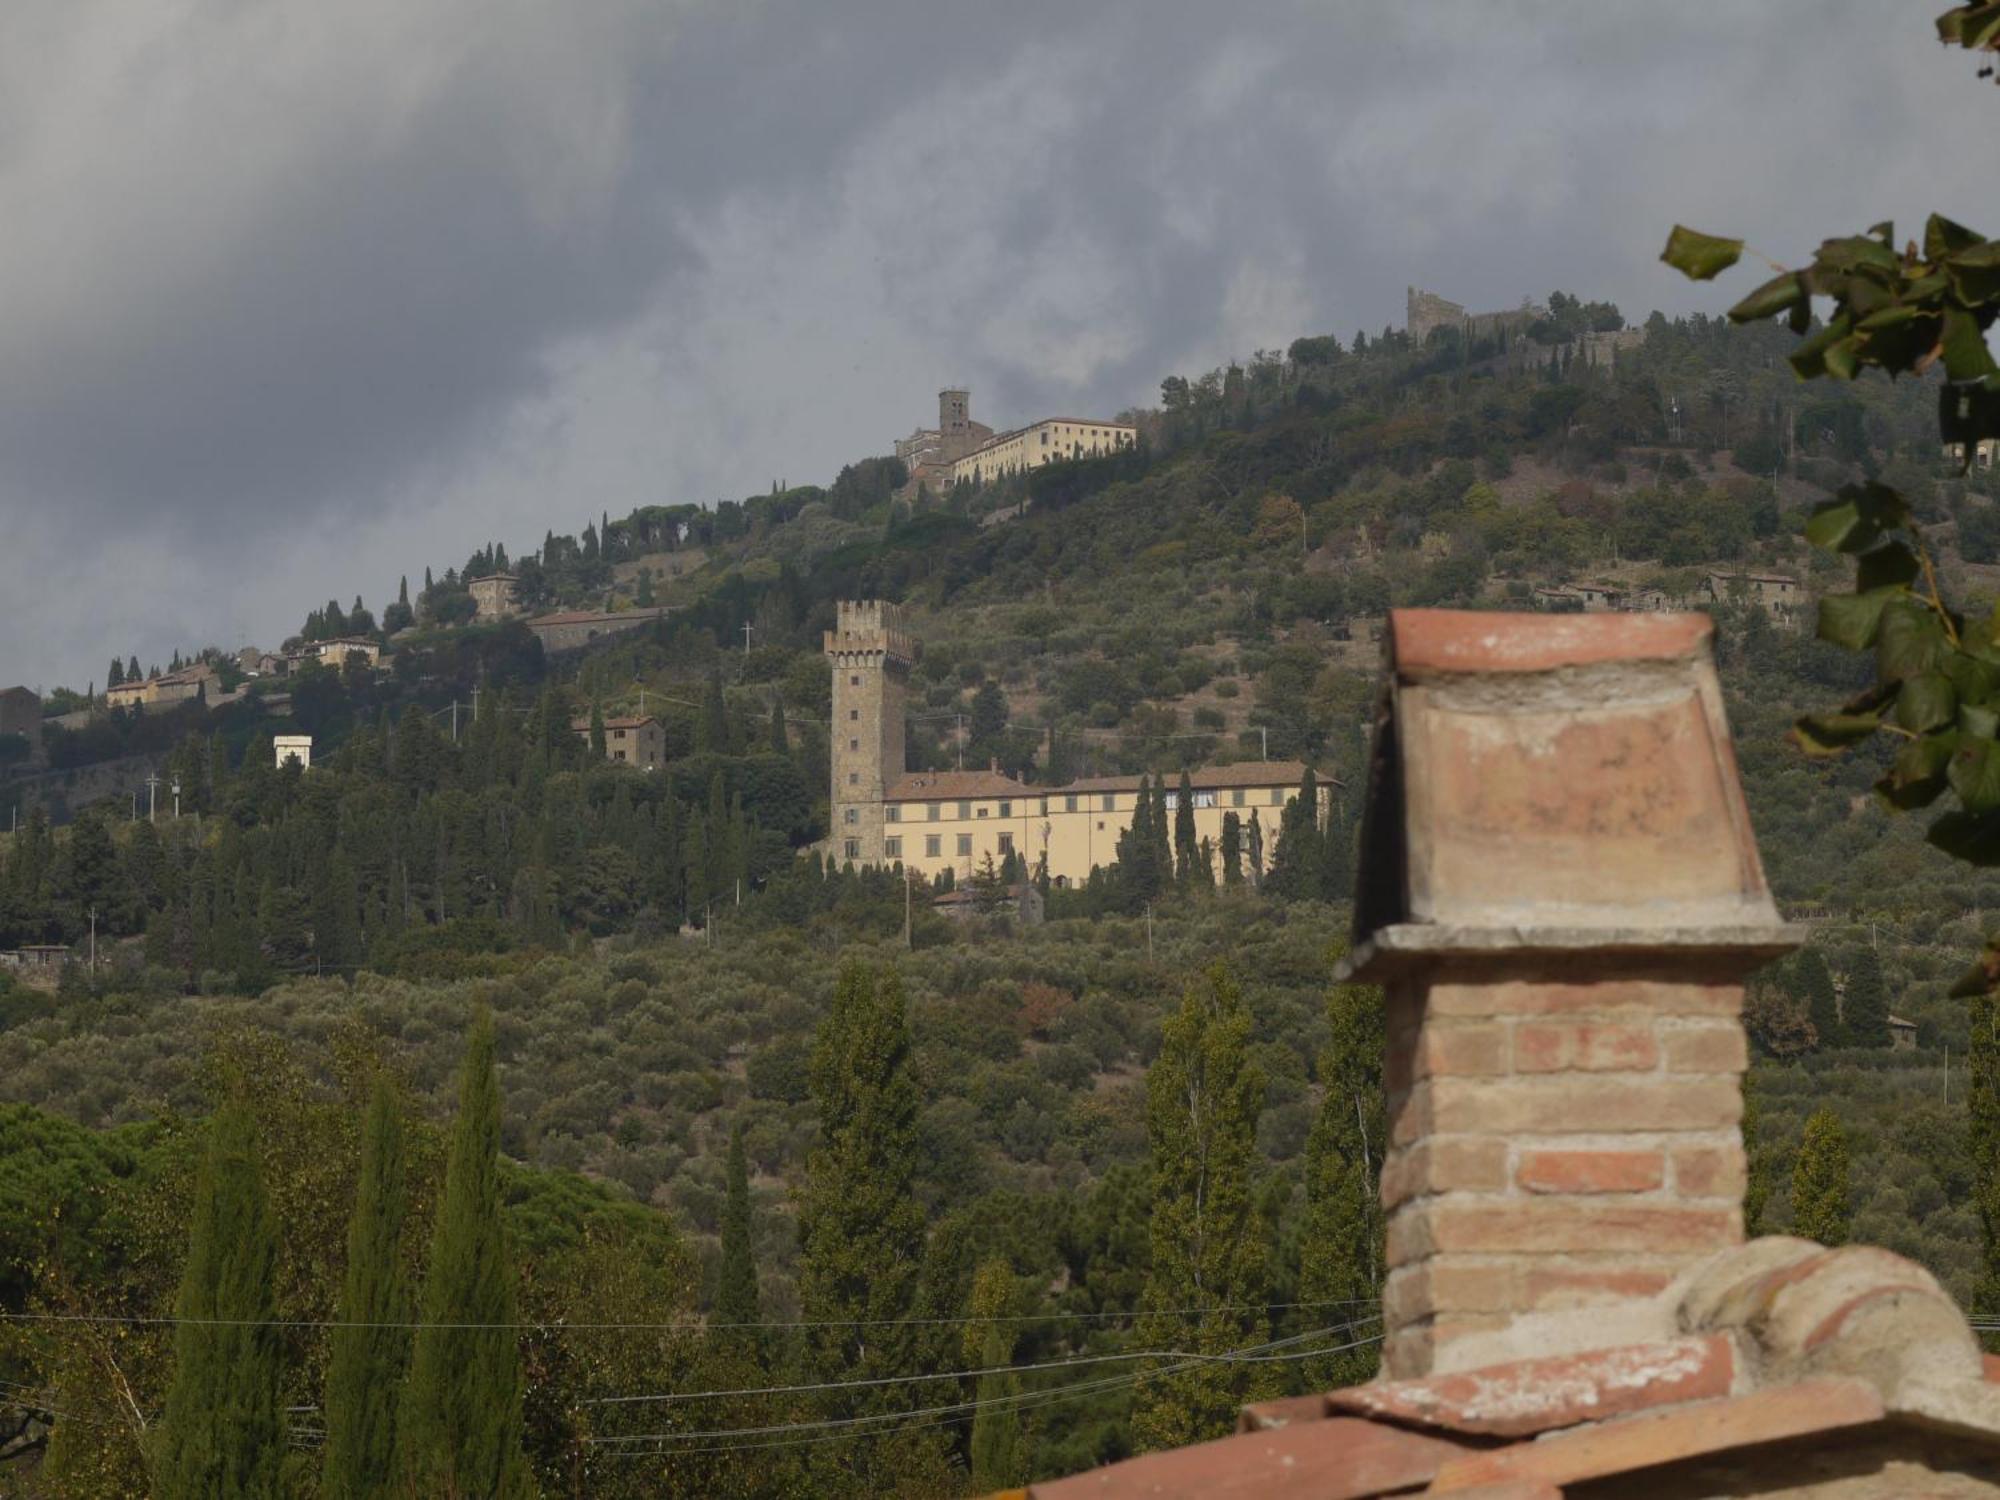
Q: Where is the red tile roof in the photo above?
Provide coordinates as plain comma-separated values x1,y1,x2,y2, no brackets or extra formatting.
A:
885,770,1028,801
1058,761,1330,794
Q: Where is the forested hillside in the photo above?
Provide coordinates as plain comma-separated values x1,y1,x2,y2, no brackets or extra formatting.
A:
5,304,2000,1493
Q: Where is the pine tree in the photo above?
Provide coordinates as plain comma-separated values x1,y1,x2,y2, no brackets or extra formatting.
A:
1843,947,1891,1048
324,1074,411,1499
1298,980,1385,1390
715,1121,760,1358
796,962,948,1490
1173,771,1198,884
965,1259,1021,1493
399,1009,529,1497
1133,965,1267,1451
1796,947,1842,1049
1791,1106,1851,1247
156,1101,285,1497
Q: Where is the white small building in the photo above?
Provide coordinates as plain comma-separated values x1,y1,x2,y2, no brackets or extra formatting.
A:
275,734,313,770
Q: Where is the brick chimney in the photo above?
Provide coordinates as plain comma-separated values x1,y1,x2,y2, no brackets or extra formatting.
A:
1343,611,1797,1380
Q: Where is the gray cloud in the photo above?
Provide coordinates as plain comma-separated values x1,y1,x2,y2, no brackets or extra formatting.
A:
0,0,1992,688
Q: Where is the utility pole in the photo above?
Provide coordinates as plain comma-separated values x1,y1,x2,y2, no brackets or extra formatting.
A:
172,779,182,820
145,773,160,823
88,906,97,972
451,700,460,743
904,869,913,950
956,714,965,770
742,622,755,655
1259,726,1268,761
1145,903,1154,962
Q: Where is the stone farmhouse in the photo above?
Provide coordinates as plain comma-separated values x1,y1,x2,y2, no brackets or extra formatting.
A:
894,389,1137,495
525,606,668,655
0,686,41,741
468,572,520,619
571,713,664,771
824,600,1328,883
1023,609,2000,1498
1700,569,1803,618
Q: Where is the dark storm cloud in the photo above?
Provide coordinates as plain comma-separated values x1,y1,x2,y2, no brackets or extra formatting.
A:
0,0,1990,688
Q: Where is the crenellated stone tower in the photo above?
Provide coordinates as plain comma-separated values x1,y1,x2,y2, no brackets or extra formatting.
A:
824,600,916,865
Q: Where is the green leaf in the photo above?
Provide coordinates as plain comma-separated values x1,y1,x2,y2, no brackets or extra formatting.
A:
1793,711,1880,755
1895,673,1957,732
1816,589,1897,651
1803,497,1864,552
1929,808,2000,866
1925,214,1986,261
1661,226,1744,282
1877,729,1956,809
1816,234,1903,275
1878,598,1947,681
1964,703,2000,740
1945,649,1996,705
1727,272,1806,323
1854,541,1919,592
1790,315,1853,379
1804,483,1906,554
1951,734,2000,812
1823,336,1862,381
1943,308,2000,382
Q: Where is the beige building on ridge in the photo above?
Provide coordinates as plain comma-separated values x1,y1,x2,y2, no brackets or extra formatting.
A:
825,599,1327,883
948,416,1137,488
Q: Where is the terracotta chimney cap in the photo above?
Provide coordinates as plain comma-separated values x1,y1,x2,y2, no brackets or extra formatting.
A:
1345,609,1797,982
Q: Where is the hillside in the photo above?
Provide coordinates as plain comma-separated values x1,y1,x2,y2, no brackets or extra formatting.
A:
4,304,2000,1489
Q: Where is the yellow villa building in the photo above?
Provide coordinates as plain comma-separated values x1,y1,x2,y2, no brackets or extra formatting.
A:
824,600,1330,884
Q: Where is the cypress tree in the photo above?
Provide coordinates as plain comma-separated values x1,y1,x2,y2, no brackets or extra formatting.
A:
1221,811,1243,885
1133,965,1267,1451
965,1259,1021,1493
1790,1106,1851,1247
1742,1071,1770,1237
1298,979,1385,1390
1972,978,2000,1316
324,1074,411,1498
1116,777,1160,901
398,1009,529,1497
1843,947,1891,1048
1796,947,1842,1050
588,699,607,759
769,694,790,755
701,669,730,755
1266,768,1321,900
1247,808,1266,887
1173,771,1198,885
156,1101,284,1498
796,962,948,1490
715,1121,760,1356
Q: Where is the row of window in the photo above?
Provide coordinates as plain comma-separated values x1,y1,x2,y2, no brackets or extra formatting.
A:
880,786,1286,822
840,833,1018,862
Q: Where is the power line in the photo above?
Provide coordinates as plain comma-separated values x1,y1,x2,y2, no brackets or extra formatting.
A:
0,1297,1378,1336
580,1312,1383,1407
589,1326,1385,1458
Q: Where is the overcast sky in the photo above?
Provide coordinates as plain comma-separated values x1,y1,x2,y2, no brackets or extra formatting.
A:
0,0,1991,690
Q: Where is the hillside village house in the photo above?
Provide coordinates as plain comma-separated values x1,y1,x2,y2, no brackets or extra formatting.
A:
1030,609,2000,1499
0,686,41,740
467,572,520,619
105,661,215,709
824,600,1329,883
571,714,664,770
947,416,1137,487
526,605,668,655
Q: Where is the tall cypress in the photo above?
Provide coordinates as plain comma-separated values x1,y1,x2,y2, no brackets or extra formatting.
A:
769,695,790,755
965,1259,1021,1493
588,699,607,759
796,962,948,1491
1742,1071,1770,1237
1796,948,1842,1049
156,1101,285,1498
715,1121,760,1354
323,1074,411,1499
1133,965,1267,1451
399,1009,529,1497
1220,812,1243,886
1298,979,1385,1390
1173,771,1198,885
1790,1106,1851,1247
1843,947,1891,1048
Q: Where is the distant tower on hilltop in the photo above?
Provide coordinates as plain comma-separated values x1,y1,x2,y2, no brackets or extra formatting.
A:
824,600,916,866
939,388,972,439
